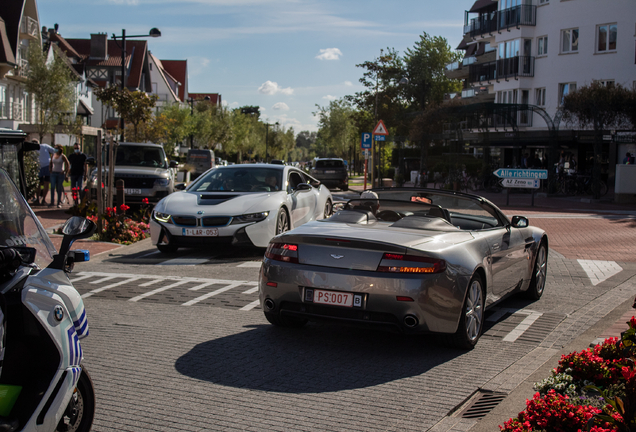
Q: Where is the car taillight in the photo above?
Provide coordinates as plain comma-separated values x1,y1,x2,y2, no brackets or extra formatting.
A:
377,253,446,274
265,243,299,263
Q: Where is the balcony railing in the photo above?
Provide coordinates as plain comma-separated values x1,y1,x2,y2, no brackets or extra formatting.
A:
0,101,38,123
465,5,536,38
469,56,535,82
20,16,39,39
17,59,29,78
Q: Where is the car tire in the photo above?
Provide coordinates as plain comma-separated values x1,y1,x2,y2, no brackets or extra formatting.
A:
56,367,95,432
264,312,308,328
525,241,547,300
446,274,485,350
323,199,333,218
275,208,290,235
157,243,178,253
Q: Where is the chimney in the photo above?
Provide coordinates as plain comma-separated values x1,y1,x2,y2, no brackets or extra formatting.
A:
90,33,108,60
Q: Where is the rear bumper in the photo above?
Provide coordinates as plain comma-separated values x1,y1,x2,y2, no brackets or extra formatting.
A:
259,258,469,334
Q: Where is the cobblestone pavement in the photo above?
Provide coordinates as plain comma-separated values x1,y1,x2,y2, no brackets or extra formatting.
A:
77,248,636,431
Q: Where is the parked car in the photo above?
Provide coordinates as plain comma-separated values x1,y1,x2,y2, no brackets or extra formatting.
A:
310,158,348,191
87,142,177,204
186,149,215,180
259,187,548,349
149,164,333,253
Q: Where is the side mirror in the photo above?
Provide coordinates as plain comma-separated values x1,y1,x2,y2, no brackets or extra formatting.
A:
48,217,97,271
175,183,186,191
295,183,312,192
511,215,529,228
170,160,179,168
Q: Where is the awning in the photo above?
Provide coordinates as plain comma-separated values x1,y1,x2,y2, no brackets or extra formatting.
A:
77,98,94,116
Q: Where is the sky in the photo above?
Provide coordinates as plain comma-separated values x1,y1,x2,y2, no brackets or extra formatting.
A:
37,0,476,133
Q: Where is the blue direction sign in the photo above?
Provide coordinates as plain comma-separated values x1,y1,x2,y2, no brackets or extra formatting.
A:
361,133,372,149
374,135,386,141
493,168,548,180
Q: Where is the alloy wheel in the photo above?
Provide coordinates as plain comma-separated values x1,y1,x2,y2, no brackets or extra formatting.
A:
534,245,547,296
324,200,332,218
465,280,484,341
276,210,289,235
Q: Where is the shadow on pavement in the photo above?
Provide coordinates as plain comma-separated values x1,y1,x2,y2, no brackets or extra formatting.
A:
175,323,461,393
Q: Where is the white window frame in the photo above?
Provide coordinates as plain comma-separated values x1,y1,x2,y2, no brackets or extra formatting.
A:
539,0,549,4
594,80,615,88
561,28,579,53
537,36,548,56
0,85,6,119
596,23,617,53
559,82,577,105
535,88,546,106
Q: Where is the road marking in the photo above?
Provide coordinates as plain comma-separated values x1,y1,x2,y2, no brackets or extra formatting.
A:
487,308,539,322
138,251,161,258
90,275,118,284
578,260,623,286
182,283,243,306
240,299,261,311
157,258,209,266
69,274,95,283
502,312,543,342
237,261,262,268
242,286,259,294
129,280,191,302
82,277,143,299
189,282,218,291
140,279,164,287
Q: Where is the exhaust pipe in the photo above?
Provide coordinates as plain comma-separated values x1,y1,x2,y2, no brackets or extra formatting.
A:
264,298,275,311
403,315,418,328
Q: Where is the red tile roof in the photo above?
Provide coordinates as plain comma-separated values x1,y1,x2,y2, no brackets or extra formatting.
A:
188,93,221,106
49,32,81,59
66,38,148,89
160,60,187,101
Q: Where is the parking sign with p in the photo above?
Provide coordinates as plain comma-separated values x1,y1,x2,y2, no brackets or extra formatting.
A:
361,133,372,149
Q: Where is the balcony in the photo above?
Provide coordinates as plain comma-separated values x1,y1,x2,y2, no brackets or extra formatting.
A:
19,16,39,39
465,5,536,38
469,56,535,83
17,59,29,79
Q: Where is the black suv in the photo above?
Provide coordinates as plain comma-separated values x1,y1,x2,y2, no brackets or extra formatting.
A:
310,158,348,191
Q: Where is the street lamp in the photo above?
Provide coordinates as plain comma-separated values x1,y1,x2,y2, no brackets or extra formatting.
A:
264,122,279,163
111,28,161,141
188,95,211,149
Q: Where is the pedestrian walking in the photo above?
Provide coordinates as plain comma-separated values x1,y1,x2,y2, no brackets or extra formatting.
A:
49,145,69,208
35,139,56,206
68,142,88,204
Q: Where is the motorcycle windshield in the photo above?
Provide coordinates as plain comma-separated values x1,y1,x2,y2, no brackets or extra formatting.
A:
0,168,56,268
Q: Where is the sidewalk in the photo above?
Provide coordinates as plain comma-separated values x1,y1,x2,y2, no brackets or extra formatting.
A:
31,185,123,258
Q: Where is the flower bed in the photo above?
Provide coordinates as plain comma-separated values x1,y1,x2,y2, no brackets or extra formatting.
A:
66,198,152,245
501,317,636,432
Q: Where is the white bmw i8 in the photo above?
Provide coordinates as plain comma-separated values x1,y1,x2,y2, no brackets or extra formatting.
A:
149,164,334,252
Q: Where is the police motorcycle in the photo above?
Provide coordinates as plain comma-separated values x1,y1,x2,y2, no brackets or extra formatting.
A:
0,168,96,432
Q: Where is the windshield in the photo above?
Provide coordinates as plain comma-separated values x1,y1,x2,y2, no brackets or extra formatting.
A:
0,169,56,268
190,167,284,192
113,145,167,168
316,160,344,168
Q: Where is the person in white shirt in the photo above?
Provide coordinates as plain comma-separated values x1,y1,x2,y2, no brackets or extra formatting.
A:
35,140,56,206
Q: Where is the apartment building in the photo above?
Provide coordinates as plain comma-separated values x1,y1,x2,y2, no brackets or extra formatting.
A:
446,0,636,181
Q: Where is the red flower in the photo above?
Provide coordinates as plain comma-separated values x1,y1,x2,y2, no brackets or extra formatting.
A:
142,198,149,204
120,204,130,212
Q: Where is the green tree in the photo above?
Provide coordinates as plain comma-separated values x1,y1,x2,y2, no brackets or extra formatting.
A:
145,104,192,156
562,82,632,198
25,41,75,143
314,98,357,160
193,104,233,150
96,86,158,141
228,109,262,163
403,32,463,111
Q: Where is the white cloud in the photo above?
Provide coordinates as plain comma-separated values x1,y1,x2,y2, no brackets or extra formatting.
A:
222,100,228,106
316,48,342,61
272,102,290,111
188,56,211,77
322,95,337,101
258,80,294,96
344,81,353,86
230,102,239,107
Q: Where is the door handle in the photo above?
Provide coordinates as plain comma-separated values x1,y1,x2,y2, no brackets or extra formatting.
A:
492,243,500,251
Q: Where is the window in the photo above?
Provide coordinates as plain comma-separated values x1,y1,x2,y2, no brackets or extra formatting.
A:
595,80,615,88
561,28,579,53
597,24,617,52
499,39,520,59
559,82,576,105
537,36,548,56
539,0,549,3
0,85,5,118
535,88,546,106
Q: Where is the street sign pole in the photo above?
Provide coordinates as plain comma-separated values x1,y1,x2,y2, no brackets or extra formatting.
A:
370,133,374,189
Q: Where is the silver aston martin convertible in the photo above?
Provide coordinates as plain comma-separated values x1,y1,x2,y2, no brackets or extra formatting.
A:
259,188,548,349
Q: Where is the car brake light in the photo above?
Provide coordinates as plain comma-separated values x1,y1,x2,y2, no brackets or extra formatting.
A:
265,243,299,263
377,253,446,274
396,296,414,302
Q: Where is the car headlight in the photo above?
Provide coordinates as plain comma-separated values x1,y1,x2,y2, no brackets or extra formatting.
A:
152,211,172,223
231,211,270,224
154,178,170,187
